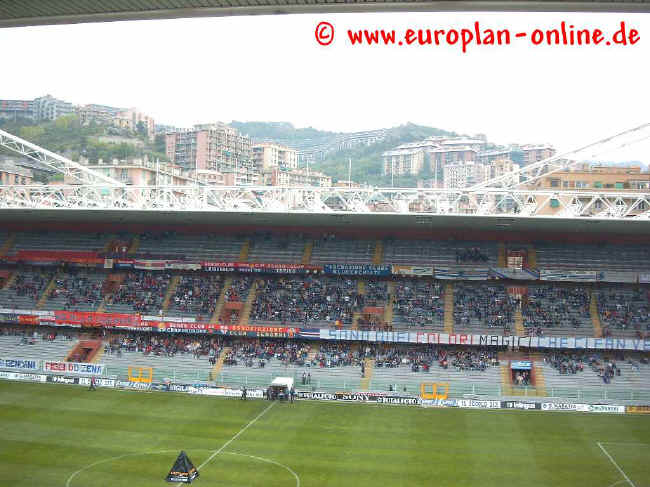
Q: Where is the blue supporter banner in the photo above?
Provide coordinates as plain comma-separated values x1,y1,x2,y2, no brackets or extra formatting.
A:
323,264,390,276
0,358,40,371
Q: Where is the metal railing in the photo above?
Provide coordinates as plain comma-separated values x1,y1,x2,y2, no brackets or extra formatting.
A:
100,366,650,402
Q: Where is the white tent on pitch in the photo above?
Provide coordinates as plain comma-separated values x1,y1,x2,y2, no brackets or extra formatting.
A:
271,377,294,391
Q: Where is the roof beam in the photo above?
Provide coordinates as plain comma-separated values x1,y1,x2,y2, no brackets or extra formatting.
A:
2,1,650,28
469,123,650,191
0,129,125,186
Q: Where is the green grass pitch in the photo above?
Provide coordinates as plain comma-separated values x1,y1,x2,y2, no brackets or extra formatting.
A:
0,381,649,487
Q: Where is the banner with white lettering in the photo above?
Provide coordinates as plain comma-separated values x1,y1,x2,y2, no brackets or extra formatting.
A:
323,264,390,276
435,268,490,280
320,329,650,351
43,361,105,375
490,267,540,280
391,265,434,276
540,269,601,282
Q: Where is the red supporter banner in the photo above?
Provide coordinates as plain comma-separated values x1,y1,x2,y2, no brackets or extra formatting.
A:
18,315,40,325
12,250,101,264
54,310,140,328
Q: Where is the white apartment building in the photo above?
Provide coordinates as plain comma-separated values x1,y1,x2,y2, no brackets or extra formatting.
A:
443,161,488,188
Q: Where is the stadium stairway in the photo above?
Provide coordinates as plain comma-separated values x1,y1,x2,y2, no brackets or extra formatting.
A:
239,239,251,261
500,365,513,396
533,363,547,396
103,238,114,254
351,312,361,331
35,272,60,310
2,270,18,290
238,279,260,326
66,339,103,363
498,242,506,267
590,290,603,338
372,240,384,265
301,241,313,264
360,358,375,390
0,233,16,257
210,347,231,381
307,344,320,363
97,273,124,313
96,297,107,313
526,244,537,268
514,308,525,336
127,235,140,255
444,283,454,334
383,281,395,327
351,280,367,330
161,275,181,314
211,277,232,323
91,341,104,363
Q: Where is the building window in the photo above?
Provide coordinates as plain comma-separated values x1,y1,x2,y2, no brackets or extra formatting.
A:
550,179,560,188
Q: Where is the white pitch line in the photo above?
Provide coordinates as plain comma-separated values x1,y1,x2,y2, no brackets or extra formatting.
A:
197,401,276,471
224,452,300,487
597,441,637,487
599,442,650,447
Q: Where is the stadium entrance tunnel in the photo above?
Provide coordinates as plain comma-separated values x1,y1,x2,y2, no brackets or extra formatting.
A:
66,449,300,487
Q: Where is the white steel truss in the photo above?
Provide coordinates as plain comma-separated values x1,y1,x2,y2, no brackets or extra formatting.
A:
470,123,650,190
0,184,649,219
0,129,124,186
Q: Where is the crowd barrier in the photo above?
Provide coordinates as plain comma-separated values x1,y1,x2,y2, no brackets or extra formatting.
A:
1,369,646,415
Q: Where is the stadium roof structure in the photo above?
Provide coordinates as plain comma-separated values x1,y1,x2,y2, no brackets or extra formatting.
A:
1,0,650,28
1,206,649,237
0,123,649,236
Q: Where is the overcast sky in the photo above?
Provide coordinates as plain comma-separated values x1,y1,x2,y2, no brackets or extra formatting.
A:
1,11,649,161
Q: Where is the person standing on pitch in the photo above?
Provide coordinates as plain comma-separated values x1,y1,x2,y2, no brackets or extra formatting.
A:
241,386,247,401
89,376,97,391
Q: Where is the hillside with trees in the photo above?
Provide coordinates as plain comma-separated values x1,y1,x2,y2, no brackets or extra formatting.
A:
0,115,167,172
233,121,460,186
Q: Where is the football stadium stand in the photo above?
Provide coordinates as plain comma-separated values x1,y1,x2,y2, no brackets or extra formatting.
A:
1,226,649,403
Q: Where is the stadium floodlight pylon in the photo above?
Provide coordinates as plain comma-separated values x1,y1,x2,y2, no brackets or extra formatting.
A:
468,122,650,191
0,128,124,186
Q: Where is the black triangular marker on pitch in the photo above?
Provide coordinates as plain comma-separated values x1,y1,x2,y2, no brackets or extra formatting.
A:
165,451,199,483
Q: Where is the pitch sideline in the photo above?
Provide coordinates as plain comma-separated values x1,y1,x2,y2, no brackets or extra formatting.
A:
597,441,637,487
